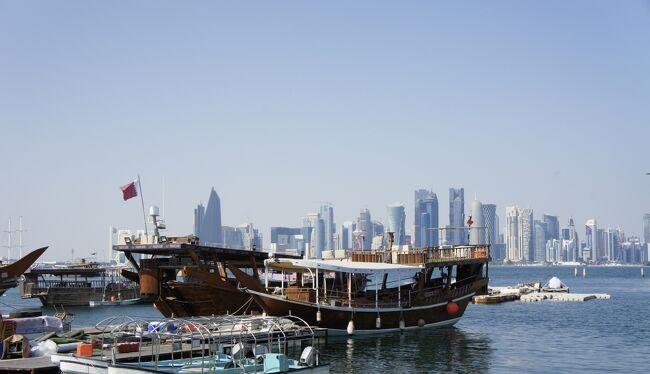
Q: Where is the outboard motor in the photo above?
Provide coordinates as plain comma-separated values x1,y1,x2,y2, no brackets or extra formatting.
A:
299,346,317,367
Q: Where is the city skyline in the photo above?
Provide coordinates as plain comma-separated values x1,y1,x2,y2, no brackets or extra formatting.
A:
2,2,649,260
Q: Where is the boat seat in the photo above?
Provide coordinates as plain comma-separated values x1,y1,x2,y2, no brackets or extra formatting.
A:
299,346,316,367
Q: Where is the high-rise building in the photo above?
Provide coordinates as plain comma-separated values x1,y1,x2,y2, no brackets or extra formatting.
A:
193,203,205,237
533,220,547,262
198,188,223,245
303,213,324,258
520,209,534,262
414,189,439,247
567,217,579,262
270,227,302,253
643,214,650,243
357,209,372,250
319,204,335,251
223,226,243,249
469,200,485,245
481,204,499,245
340,221,355,250
505,206,521,262
542,214,560,241
387,204,406,246
586,219,598,262
448,188,465,245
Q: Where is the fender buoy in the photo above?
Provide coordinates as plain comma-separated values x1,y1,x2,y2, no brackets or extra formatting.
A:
446,302,459,315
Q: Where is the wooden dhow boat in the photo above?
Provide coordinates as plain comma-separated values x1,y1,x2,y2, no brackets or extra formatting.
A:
113,237,301,318
0,246,47,296
230,240,489,335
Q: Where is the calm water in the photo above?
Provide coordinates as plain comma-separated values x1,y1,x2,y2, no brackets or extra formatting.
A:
3,266,649,373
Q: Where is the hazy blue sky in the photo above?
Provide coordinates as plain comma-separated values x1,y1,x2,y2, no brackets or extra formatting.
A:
1,1,649,261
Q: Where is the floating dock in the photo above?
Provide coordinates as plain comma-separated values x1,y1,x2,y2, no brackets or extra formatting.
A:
520,293,610,302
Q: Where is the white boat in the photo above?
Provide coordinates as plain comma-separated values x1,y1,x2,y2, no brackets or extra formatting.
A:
53,315,329,374
89,298,142,307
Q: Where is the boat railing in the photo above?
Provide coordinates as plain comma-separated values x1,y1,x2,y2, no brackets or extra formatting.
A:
93,314,318,372
29,279,108,289
350,244,489,265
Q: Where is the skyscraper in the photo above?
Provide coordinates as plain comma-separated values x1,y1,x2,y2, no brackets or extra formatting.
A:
481,204,499,245
520,208,534,262
356,209,372,250
414,189,439,247
643,214,650,243
319,204,334,251
387,204,406,246
194,203,205,238
585,219,597,262
533,220,547,262
198,188,223,245
542,214,560,241
448,188,465,245
340,221,355,250
469,200,485,245
505,206,521,262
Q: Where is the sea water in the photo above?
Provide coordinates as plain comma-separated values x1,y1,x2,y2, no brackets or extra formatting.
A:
3,266,648,373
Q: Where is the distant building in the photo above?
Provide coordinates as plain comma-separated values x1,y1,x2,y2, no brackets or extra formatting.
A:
505,206,521,262
414,189,439,247
387,204,406,246
197,188,223,245
340,221,355,250
643,214,650,243
586,219,598,262
520,209,534,262
448,188,465,245
319,204,335,251
194,203,205,237
481,204,498,244
236,223,262,251
469,200,485,245
223,226,244,249
542,214,560,241
270,227,303,254
356,209,373,250
303,213,324,258
533,220,547,262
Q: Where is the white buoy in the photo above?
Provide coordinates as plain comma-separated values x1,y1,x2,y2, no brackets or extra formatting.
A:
417,319,425,327
347,320,355,335
316,310,321,322
642,267,645,278
262,311,267,317
574,267,578,277
399,320,405,330
583,267,586,278
375,316,381,329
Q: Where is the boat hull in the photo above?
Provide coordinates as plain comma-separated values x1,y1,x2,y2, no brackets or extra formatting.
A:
154,282,258,318
247,289,474,334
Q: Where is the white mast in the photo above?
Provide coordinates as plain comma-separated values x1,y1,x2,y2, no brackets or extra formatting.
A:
18,216,24,258
4,218,12,261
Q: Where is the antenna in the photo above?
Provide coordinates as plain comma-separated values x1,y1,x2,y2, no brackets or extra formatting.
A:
4,218,13,261
18,216,25,258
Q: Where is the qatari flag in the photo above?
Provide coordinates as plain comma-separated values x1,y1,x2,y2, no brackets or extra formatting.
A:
120,180,138,201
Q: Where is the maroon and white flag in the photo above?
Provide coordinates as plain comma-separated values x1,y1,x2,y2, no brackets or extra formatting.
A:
467,216,474,227
120,180,138,201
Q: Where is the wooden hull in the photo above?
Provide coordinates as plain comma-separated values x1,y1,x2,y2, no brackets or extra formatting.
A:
153,282,258,318
247,288,475,334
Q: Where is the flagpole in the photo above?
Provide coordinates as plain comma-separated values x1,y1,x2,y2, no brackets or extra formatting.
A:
137,174,149,236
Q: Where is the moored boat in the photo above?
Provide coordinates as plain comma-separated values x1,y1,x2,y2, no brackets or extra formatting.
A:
230,240,489,335
0,246,47,296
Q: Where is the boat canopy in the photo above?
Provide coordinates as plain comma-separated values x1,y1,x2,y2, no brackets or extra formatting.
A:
265,258,422,274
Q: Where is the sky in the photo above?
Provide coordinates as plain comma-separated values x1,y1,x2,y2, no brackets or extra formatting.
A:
1,1,649,262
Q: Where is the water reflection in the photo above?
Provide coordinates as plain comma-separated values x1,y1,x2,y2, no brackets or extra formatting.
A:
321,327,492,374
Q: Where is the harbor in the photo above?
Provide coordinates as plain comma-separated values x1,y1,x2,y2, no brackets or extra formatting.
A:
0,265,645,373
